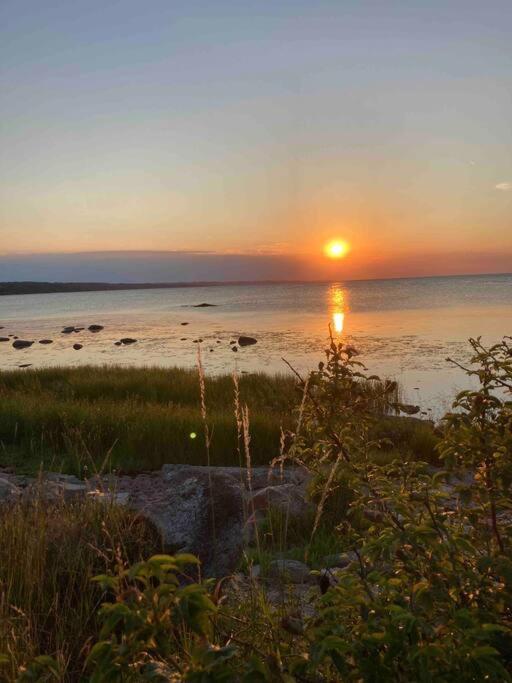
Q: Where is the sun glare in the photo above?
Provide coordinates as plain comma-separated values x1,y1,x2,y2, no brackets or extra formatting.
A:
324,240,350,259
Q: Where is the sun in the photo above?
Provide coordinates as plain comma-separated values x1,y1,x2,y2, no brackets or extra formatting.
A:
324,239,350,259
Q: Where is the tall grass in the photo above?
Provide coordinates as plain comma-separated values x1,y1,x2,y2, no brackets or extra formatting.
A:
0,365,435,475
0,365,298,474
0,493,160,680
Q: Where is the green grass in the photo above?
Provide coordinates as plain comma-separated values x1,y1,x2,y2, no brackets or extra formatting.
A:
0,365,438,475
0,365,298,475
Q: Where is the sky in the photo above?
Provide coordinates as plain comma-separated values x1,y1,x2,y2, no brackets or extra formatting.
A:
1,0,511,282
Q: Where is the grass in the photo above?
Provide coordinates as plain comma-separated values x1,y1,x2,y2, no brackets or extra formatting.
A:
0,365,438,475
0,493,161,680
0,365,298,475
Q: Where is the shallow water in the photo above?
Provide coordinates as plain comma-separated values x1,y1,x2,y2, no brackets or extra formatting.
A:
1,274,511,417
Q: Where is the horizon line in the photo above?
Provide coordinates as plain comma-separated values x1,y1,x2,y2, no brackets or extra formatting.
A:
2,270,511,291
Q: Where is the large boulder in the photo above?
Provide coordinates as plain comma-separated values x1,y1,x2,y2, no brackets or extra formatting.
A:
132,466,247,577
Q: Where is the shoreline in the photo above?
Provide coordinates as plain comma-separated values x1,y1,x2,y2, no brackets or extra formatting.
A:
1,271,511,296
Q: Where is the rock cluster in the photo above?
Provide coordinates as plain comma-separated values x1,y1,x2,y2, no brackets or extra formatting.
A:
0,464,311,578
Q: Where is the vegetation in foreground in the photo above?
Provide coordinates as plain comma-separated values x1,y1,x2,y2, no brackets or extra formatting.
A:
0,364,435,475
1,336,511,680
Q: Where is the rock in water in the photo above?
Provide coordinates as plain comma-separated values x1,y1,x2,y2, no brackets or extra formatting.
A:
0,337,9,342
120,338,137,345
88,324,104,332
12,340,34,349
238,336,257,347
73,343,83,350
192,303,217,307
39,339,53,344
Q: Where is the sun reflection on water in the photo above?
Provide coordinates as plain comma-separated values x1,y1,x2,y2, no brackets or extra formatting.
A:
329,284,347,335
333,311,344,334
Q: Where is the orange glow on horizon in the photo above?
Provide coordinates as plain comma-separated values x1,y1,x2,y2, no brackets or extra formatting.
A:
324,239,350,259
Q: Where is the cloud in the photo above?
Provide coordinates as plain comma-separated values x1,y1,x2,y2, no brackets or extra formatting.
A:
495,182,512,191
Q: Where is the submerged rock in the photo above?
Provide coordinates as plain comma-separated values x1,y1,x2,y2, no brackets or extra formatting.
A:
0,337,9,342
120,338,137,345
39,339,53,344
88,324,104,332
12,340,33,349
192,303,217,307
73,343,83,350
238,336,257,347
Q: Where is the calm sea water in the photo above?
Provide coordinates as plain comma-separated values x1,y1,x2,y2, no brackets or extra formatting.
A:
1,274,511,416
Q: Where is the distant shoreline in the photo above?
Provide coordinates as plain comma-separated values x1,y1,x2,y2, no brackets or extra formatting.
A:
0,280,291,296
1,272,511,297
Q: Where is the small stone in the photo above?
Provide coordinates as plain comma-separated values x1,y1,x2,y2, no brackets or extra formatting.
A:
12,340,34,349
268,559,313,584
231,346,238,352
73,343,83,350
120,338,137,344
18,364,32,368
39,339,53,344
114,341,122,346
238,336,258,347
249,564,261,580
192,303,217,307
0,337,9,342
0,477,22,504
181,322,189,325
88,325,104,332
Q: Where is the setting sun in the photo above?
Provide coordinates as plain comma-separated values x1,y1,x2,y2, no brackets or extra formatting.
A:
324,240,350,259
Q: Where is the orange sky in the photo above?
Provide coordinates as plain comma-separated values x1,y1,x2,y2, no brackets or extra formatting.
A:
1,1,512,280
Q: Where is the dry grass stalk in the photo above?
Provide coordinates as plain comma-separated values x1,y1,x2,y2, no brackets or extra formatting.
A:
197,345,216,554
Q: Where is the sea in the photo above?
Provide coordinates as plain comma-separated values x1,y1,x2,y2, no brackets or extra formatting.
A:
1,273,511,418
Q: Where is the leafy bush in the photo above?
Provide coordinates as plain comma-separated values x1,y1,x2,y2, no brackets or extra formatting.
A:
306,337,512,680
